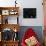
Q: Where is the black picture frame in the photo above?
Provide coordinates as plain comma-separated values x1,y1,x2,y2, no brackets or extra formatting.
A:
23,8,36,18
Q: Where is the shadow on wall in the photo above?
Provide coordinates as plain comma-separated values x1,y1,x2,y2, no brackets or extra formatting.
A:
18,26,43,44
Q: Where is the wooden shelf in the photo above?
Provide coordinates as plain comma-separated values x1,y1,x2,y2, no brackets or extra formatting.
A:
0,40,19,46
2,40,19,42
0,24,20,32
0,7,19,10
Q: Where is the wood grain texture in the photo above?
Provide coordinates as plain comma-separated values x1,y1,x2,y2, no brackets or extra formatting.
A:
0,24,20,32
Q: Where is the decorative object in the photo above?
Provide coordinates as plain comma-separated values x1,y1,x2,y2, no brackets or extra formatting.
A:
23,8,36,18
2,10,9,15
14,28,17,32
13,28,18,41
13,32,18,41
9,10,18,15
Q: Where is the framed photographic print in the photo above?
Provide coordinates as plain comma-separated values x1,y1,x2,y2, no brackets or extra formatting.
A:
2,10,9,15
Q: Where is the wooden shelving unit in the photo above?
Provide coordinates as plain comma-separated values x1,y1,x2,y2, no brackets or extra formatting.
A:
0,7,19,46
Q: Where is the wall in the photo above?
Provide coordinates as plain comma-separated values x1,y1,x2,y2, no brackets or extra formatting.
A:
0,0,44,26
18,0,43,26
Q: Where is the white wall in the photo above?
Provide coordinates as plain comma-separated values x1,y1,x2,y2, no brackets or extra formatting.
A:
0,0,43,26
18,0,43,26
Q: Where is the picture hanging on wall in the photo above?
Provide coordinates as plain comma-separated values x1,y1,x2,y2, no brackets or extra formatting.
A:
23,8,36,18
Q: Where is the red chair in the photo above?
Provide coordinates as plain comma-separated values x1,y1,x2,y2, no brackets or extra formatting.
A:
21,28,41,46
